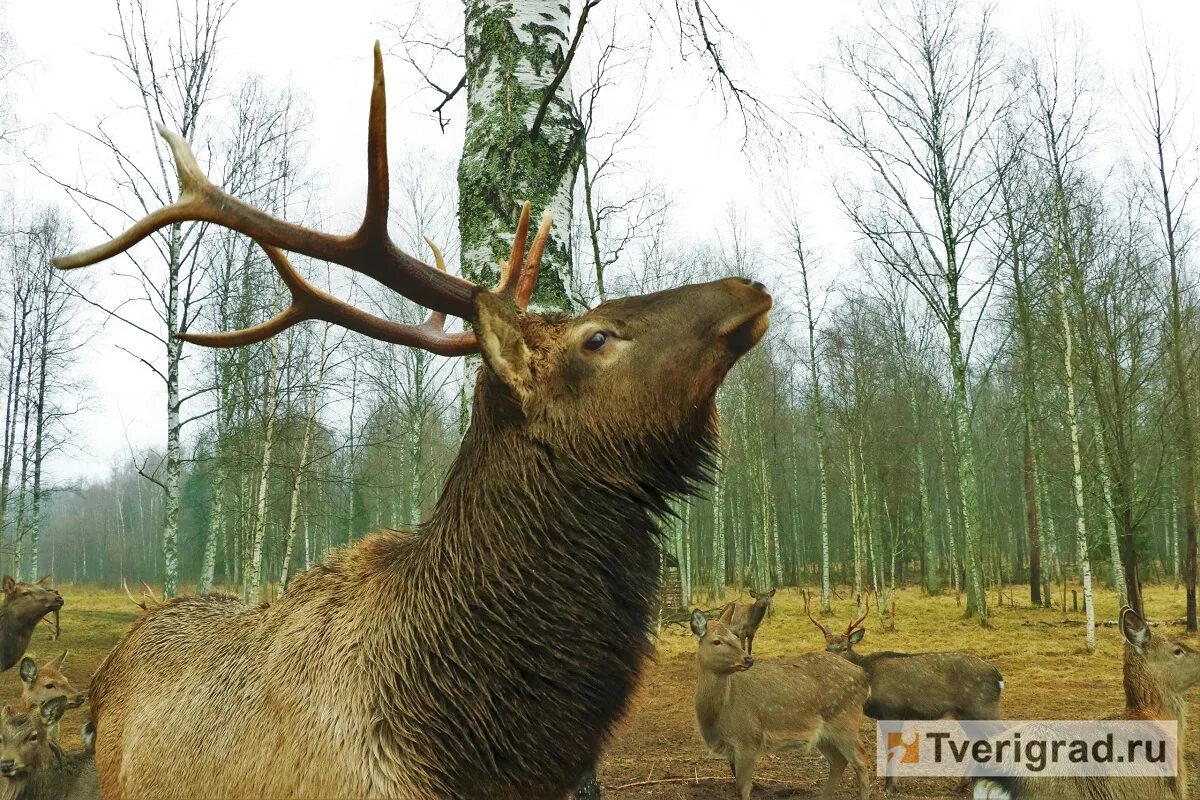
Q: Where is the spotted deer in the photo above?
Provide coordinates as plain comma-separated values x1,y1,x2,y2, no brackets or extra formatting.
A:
0,697,98,800
0,579,62,673
16,652,86,745
973,607,1200,800
719,588,775,657
805,591,1003,792
55,44,771,800
690,609,871,800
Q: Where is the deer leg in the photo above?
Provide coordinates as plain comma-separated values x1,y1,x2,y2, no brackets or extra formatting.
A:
732,747,757,800
745,633,754,657
816,741,848,800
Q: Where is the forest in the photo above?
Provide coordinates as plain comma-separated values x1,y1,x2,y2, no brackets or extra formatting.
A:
1,0,1198,648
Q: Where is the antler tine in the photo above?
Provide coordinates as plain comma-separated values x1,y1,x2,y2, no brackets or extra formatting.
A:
802,589,832,637
516,209,552,308
847,592,871,635
54,42,478,322
497,202,533,298
180,243,478,355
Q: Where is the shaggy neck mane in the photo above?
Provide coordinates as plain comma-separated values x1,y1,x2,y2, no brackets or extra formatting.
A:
354,387,719,799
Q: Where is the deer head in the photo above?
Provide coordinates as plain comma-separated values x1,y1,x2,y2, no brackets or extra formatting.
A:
54,44,771,482
19,652,86,711
1,576,62,626
0,697,66,781
690,609,754,675
804,589,870,656
1120,606,1200,714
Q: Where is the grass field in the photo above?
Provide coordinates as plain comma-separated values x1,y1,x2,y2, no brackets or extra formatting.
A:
8,583,1198,799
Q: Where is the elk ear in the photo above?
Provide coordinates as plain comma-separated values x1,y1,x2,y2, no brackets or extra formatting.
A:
474,293,533,405
49,651,67,670
18,657,36,685
39,696,67,726
35,574,52,588
1120,607,1151,652
767,588,776,597
2,576,14,594
719,603,735,623
690,609,708,638
848,628,867,645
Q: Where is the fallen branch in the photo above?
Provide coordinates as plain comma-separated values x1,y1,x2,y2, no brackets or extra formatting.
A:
611,775,786,790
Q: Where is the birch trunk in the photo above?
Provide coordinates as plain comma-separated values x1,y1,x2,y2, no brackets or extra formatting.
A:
1057,254,1096,651
245,341,279,604
796,244,832,611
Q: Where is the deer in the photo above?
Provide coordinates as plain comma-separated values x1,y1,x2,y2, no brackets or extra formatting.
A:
805,591,1003,793
54,44,772,800
0,696,99,800
718,588,775,656
16,652,86,745
972,607,1200,800
0,579,62,673
689,609,871,800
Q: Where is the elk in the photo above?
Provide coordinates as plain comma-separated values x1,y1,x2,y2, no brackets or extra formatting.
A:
0,579,62,673
689,609,870,800
16,652,86,744
973,607,1200,799
718,588,775,656
0,697,99,800
805,591,1003,792
56,45,771,800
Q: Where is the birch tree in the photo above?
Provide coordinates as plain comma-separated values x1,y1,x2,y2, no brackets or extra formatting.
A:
807,0,1014,623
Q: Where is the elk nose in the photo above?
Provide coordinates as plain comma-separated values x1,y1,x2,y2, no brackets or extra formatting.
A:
735,277,767,292
743,656,755,669
0,760,14,774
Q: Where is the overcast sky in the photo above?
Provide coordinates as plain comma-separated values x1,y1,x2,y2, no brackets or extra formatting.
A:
2,0,1197,484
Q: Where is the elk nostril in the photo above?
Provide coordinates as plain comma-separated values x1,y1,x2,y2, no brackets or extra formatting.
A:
749,280,766,292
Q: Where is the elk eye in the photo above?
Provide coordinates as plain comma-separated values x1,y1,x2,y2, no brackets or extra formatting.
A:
44,684,54,690
28,733,36,742
583,331,609,352
1176,647,1185,657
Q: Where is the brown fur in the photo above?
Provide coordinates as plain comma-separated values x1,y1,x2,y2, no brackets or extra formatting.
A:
0,697,98,800
88,279,771,799
16,652,85,745
972,608,1200,800
719,588,775,656
689,610,870,800
0,578,61,673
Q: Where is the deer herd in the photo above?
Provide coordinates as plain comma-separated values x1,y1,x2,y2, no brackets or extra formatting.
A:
0,41,1181,800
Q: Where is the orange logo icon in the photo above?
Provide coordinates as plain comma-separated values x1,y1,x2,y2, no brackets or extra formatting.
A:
887,731,919,764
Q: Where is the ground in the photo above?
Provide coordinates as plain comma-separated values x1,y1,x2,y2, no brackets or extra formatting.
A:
9,583,1199,799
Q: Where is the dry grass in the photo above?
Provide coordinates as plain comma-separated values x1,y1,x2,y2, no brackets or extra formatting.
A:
2,582,1196,799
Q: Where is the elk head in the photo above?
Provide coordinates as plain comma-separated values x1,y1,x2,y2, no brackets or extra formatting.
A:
1,576,62,625
54,44,771,488
19,652,86,711
690,609,754,675
805,590,870,656
0,697,66,781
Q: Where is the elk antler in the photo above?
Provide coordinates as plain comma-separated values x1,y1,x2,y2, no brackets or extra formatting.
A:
846,592,871,636
54,42,552,357
802,590,832,637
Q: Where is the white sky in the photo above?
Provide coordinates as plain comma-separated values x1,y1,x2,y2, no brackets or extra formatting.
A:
2,0,1197,484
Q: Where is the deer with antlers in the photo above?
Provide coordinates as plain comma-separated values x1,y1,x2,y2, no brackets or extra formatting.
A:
805,591,1003,792
57,44,771,800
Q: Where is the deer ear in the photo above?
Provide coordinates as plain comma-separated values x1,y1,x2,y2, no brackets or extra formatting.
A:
35,574,52,588
767,588,776,597
2,576,14,593
474,293,533,405
848,628,866,645
719,603,735,623
18,657,36,685
690,609,708,638
39,696,67,726
1121,607,1151,652
49,651,67,670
